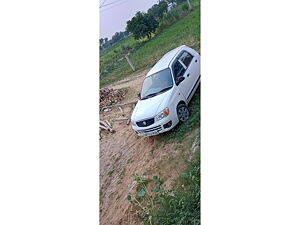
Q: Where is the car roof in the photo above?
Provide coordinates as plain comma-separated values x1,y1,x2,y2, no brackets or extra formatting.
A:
146,45,186,76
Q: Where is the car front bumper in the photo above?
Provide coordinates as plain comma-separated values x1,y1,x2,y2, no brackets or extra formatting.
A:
131,116,178,137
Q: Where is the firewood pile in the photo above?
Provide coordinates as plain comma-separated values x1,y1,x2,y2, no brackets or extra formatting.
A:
100,88,125,109
100,120,115,133
99,87,138,137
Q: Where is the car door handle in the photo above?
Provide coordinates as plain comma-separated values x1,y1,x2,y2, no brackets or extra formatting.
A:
187,73,190,77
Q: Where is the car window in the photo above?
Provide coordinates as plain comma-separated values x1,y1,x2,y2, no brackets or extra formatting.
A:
178,51,194,67
172,60,186,79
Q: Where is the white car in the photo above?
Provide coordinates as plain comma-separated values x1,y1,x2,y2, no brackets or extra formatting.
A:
131,45,200,137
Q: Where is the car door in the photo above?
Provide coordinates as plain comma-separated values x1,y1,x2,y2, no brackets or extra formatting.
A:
180,49,200,102
172,51,195,100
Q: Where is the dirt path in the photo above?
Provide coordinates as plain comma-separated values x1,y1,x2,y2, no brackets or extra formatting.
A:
100,69,193,225
106,68,150,91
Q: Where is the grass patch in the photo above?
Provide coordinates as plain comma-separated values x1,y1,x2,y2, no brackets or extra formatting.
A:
127,158,134,164
107,168,115,177
150,149,200,225
119,168,126,179
127,149,200,225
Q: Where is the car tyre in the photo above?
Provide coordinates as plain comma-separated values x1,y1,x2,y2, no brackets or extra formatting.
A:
177,104,189,123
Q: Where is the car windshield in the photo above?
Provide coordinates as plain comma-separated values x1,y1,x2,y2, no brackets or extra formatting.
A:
141,68,173,100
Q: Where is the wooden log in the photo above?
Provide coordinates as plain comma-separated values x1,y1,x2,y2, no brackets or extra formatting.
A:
100,125,109,130
118,107,124,116
100,120,114,132
126,118,131,125
105,120,112,128
99,120,108,127
125,54,135,71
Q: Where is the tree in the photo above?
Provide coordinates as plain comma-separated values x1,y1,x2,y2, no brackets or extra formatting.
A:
100,38,104,46
165,0,176,6
148,1,168,20
147,4,159,19
157,1,168,19
126,11,158,40
144,13,159,39
111,32,121,43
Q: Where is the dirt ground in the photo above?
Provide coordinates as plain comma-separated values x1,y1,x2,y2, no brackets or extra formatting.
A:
100,69,197,225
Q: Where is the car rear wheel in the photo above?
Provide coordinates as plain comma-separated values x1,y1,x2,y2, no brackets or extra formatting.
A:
177,104,189,123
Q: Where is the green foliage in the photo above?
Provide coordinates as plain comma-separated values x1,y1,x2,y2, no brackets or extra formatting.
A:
150,150,200,225
100,38,104,45
126,11,159,40
127,150,200,225
100,31,130,52
181,3,189,11
138,189,146,197
157,2,191,33
148,1,168,20
147,4,159,19
165,0,176,5
157,1,169,19
176,0,187,4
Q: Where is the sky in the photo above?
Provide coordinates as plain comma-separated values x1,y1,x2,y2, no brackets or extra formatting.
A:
100,0,159,39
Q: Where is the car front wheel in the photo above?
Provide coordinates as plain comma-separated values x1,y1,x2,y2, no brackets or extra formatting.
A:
177,104,189,123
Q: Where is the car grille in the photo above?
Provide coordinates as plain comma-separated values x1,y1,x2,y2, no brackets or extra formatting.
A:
136,118,155,127
136,125,162,135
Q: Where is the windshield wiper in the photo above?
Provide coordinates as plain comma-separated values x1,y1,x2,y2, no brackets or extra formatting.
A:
157,86,172,94
141,87,172,100
141,93,158,100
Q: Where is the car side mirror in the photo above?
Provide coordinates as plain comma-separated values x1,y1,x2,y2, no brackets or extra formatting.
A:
176,76,185,86
137,92,141,99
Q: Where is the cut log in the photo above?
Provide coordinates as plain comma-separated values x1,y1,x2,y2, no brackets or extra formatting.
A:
100,120,112,130
103,108,110,112
99,125,109,130
100,120,114,133
126,118,131,125
100,126,114,133
118,107,124,116
104,120,112,128
99,120,108,127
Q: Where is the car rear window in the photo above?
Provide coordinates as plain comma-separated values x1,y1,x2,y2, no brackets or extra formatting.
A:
179,51,194,67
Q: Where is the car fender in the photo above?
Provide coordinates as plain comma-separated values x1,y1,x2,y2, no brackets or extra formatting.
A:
168,87,186,122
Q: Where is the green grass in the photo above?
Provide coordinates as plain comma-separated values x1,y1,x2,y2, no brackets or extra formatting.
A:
100,2,200,87
100,36,136,59
157,86,201,144
128,149,200,225
150,149,200,225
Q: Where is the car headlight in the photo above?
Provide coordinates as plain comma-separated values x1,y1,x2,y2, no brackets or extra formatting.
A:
155,108,169,122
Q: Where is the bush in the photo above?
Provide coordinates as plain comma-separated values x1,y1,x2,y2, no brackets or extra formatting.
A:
181,3,189,11
157,2,191,34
